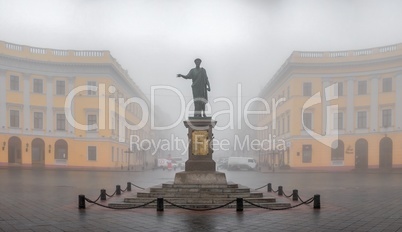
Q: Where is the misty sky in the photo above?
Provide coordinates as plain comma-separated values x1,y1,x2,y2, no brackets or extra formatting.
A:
1,0,402,141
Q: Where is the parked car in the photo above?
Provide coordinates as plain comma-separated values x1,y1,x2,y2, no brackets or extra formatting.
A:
227,157,257,171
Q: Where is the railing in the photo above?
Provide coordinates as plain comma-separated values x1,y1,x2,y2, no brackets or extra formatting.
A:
74,51,104,57
52,49,69,56
298,43,399,59
30,47,46,54
300,52,324,58
5,42,22,51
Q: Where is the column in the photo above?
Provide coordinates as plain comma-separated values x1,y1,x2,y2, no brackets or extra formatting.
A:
23,74,31,132
346,78,354,132
46,77,53,133
68,77,75,134
370,77,379,131
395,73,402,129
322,79,330,135
0,70,6,130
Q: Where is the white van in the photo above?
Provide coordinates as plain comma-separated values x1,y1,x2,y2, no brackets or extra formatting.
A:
227,157,257,170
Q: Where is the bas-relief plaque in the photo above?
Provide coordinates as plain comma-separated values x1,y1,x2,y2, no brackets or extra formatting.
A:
191,130,209,155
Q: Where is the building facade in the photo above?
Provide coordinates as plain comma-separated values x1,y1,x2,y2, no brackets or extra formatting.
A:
0,40,154,169
256,43,402,170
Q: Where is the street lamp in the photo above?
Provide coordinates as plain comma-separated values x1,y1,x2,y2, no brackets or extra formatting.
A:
124,149,134,171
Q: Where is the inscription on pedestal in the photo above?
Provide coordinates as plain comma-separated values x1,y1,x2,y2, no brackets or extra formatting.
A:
192,130,209,155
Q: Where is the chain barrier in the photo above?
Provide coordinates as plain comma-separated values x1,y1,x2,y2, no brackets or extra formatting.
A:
90,194,102,204
163,199,237,211
79,181,321,211
131,183,145,190
85,197,157,210
254,184,268,190
243,197,314,210
282,189,293,198
105,191,117,198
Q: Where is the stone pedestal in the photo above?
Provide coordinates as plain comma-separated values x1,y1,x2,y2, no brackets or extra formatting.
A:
174,118,227,185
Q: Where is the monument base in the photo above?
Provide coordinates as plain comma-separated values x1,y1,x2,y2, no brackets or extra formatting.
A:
174,171,227,185
185,159,216,172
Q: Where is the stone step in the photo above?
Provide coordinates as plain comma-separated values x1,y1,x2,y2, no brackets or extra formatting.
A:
250,192,263,198
124,197,276,204
161,183,238,189
136,192,253,198
149,187,250,193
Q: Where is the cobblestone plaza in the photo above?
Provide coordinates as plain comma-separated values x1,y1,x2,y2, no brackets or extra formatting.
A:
0,167,401,231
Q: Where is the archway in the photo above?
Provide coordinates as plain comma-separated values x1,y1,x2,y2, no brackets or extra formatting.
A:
355,139,368,169
32,138,45,165
55,139,68,160
379,137,392,169
8,136,22,164
331,140,344,164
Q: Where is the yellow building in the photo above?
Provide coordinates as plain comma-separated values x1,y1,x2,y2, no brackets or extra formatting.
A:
0,40,155,169
257,43,402,170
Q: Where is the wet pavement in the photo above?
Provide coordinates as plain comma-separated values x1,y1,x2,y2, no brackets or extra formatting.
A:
0,167,402,231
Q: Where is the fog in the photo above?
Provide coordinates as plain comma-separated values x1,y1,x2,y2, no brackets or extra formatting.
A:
1,0,402,155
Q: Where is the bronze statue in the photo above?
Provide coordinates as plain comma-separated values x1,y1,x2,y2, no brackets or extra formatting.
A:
177,58,211,117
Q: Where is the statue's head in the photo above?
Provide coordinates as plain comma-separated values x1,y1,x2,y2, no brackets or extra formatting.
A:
194,58,202,66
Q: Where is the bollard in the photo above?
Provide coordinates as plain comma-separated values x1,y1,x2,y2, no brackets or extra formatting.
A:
292,189,298,201
157,198,164,211
236,198,243,212
78,195,86,209
278,186,283,196
100,189,106,201
314,194,321,209
127,182,132,192
267,183,272,192
116,185,121,195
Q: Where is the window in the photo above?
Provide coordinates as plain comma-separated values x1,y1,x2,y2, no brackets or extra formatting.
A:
382,109,392,128
112,147,115,162
33,79,43,93
10,75,19,91
87,81,97,95
302,145,312,163
56,80,66,95
333,112,343,130
87,114,97,131
382,78,392,92
337,82,343,96
358,80,367,95
287,115,290,132
88,146,97,161
56,113,66,131
303,82,312,96
34,112,43,129
357,111,367,129
303,112,312,130
10,110,19,128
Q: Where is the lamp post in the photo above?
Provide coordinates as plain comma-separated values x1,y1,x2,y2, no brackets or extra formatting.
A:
124,149,134,171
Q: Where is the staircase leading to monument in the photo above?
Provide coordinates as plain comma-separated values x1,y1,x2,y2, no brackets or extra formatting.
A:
109,181,291,209
108,118,291,209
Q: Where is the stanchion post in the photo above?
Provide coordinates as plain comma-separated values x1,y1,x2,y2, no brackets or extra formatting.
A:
116,185,121,195
267,183,272,192
292,189,298,201
236,198,243,212
278,186,283,196
127,182,132,192
314,194,321,209
101,189,106,201
78,195,86,209
157,198,164,211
